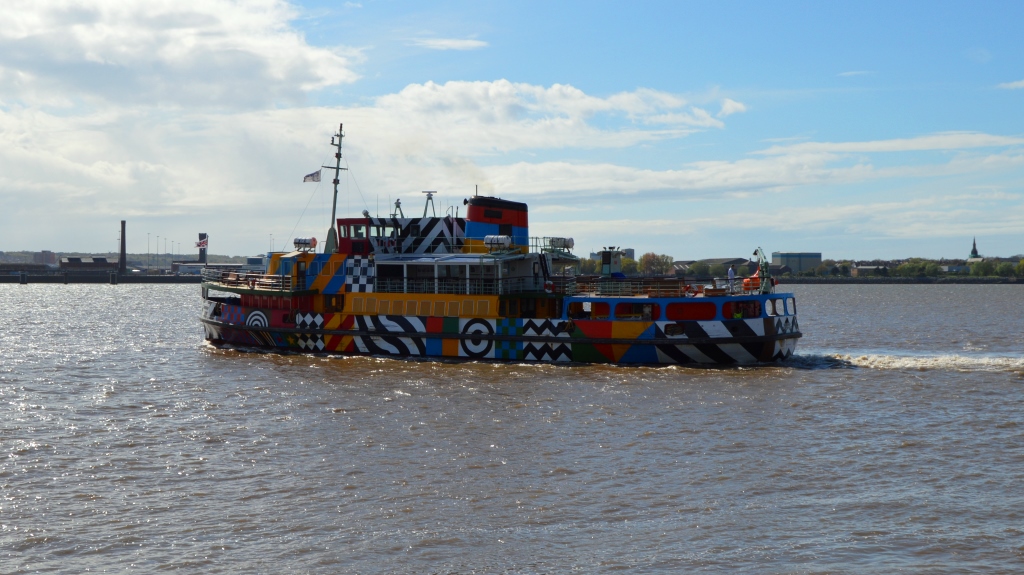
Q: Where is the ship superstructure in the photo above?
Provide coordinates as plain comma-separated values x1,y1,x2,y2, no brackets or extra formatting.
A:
200,124,800,364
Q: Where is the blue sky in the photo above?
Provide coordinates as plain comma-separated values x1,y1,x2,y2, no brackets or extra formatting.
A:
1,1,1022,261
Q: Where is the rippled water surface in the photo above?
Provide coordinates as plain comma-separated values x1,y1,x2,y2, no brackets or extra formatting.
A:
2,284,1023,573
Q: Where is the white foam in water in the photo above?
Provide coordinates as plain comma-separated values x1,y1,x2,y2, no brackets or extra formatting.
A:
828,353,1024,372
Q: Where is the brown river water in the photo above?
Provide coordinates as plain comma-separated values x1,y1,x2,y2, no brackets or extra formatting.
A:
1,284,1023,573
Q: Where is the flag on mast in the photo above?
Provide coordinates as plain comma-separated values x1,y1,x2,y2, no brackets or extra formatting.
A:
303,169,321,182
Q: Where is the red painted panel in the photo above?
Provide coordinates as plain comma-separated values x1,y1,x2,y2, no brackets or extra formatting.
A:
426,317,445,333
665,302,717,321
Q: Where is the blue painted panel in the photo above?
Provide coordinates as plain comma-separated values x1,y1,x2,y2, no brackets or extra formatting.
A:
425,337,442,356
618,343,659,364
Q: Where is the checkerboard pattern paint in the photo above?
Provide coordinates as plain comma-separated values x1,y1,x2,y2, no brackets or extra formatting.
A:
345,256,374,293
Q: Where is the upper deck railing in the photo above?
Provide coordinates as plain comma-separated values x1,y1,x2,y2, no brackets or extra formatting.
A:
567,276,771,297
201,268,304,292
200,262,771,298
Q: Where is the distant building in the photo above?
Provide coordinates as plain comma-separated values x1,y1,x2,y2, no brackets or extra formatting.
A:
941,265,970,274
33,251,57,265
589,248,634,261
967,237,984,263
772,252,822,274
851,265,887,277
59,257,118,272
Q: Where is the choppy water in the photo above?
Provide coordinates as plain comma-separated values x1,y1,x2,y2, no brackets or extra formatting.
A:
1,284,1023,573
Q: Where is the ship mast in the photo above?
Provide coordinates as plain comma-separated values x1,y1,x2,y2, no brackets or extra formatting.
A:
322,123,347,254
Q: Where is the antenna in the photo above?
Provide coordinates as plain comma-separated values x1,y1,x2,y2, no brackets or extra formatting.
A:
321,123,348,254
422,191,437,217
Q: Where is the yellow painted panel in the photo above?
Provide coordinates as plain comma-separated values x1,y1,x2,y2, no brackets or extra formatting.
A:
462,300,474,315
310,254,347,292
447,302,460,317
478,300,489,316
611,344,632,362
324,313,342,329
366,298,377,313
611,321,651,340
443,338,459,356
433,301,445,317
378,300,390,315
392,301,404,315
353,298,364,313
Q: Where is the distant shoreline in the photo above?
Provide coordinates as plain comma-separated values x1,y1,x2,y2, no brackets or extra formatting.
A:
0,274,201,284
778,276,1021,285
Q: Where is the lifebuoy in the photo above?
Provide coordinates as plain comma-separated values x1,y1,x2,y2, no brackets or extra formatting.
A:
544,281,554,293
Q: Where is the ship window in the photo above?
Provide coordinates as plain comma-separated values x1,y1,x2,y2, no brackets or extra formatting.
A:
462,300,474,315
615,302,659,321
786,298,795,315
724,301,760,319
447,302,459,317
378,300,390,315
665,302,717,321
352,225,367,239
478,300,489,316
433,301,446,316
419,301,431,315
353,297,364,313
339,226,348,238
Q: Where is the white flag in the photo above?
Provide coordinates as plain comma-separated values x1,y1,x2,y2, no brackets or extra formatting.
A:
303,169,321,182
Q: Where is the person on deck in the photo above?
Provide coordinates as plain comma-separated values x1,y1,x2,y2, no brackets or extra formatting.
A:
728,264,736,293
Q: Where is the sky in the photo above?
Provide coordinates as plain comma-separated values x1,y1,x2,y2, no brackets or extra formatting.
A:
1,1,1023,261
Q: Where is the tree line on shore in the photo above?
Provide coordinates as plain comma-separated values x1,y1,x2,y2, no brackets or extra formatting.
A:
799,258,1024,278
578,253,1024,279
578,253,676,276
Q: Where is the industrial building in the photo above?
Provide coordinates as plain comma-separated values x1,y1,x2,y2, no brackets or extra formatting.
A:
771,252,822,274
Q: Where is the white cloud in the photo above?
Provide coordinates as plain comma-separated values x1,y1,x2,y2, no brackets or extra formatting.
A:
717,98,747,118
413,38,488,51
757,132,1024,156
0,0,361,108
1,60,1023,256
997,79,1024,90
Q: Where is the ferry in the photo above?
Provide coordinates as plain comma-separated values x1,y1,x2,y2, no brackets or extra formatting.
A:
200,124,801,365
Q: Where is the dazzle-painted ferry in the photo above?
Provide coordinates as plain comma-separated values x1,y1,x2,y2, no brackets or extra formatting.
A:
200,124,800,365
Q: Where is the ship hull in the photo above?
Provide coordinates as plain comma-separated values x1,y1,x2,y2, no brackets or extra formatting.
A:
200,304,800,365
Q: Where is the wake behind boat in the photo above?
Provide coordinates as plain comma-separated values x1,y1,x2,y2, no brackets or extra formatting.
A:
200,124,801,365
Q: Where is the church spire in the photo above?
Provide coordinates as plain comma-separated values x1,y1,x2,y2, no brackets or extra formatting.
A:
969,237,980,259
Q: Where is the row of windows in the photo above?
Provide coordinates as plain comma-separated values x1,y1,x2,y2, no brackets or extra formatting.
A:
351,297,490,317
567,298,795,321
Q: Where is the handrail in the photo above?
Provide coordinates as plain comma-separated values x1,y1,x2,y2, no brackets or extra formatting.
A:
201,268,300,292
